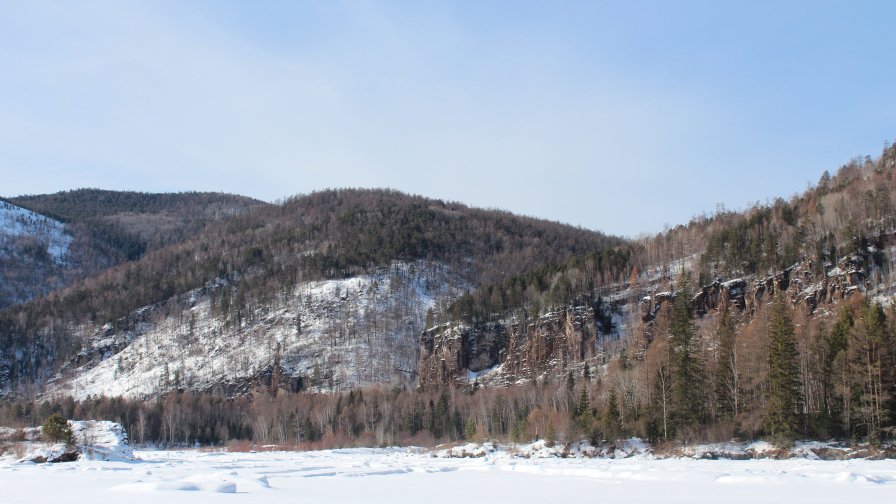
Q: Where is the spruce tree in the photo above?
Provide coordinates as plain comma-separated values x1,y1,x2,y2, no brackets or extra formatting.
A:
765,293,803,445
574,387,594,434
576,386,590,418
821,308,852,433
603,388,623,441
669,273,705,439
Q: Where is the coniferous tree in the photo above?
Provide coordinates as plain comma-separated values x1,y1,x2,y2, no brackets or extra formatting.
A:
822,308,852,434
565,371,576,392
43,413,73,445
887,305,896,436
603,388,623,441
575,386,589,418
765,293,803,445
574,386,594,434
669,274,705,439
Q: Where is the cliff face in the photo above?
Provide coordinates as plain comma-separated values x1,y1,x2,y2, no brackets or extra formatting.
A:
419,323,507,388
419,306,600,389
694,254,870,318
420,252,880,390
501,306,597,382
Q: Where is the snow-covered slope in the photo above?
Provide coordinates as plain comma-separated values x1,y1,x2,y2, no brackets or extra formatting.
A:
0,200,74,309
48,261,468,399
0,200,71,263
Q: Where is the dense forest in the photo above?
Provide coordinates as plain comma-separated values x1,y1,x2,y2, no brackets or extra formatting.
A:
421,143,896,447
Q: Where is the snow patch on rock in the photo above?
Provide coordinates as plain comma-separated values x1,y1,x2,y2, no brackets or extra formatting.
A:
1,420,133,463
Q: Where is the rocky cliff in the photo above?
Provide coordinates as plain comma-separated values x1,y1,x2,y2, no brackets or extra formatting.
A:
420,250,885,390
420,305,605,389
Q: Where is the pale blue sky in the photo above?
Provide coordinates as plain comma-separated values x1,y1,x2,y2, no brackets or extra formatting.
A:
1,0,894,236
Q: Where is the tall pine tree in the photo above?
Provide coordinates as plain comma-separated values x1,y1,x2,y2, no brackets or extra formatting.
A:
669,273,706,440
765,293,803,445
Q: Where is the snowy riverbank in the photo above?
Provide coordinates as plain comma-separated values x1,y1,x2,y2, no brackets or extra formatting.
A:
433,438,896,460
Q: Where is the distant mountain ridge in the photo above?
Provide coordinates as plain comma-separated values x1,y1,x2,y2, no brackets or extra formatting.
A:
0,190,266,310
0,200,72,308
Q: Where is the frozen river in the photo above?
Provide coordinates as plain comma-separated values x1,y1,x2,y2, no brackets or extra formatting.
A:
3,447,896,503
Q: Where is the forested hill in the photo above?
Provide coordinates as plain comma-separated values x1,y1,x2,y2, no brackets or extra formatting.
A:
420,142,896,446
0,190,265,310
273,189,625,284
444,142,896,327
8,189,268,261
0,188,624,397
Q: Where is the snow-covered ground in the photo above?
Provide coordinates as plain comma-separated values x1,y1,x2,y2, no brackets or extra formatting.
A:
1,446,895,503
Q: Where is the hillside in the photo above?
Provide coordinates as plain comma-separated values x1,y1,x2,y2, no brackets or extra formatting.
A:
0,190,266,309
0,201,72,308
0,189,622,397
421,142,896,444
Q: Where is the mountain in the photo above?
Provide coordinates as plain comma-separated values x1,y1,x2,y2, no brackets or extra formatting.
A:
0,190,266,310
8,189,268,258
0,200,73,308
3,142,896,449
418,142,896,443
0,188,623,397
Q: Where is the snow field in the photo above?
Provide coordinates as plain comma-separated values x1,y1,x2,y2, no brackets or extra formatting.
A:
2,447,896,504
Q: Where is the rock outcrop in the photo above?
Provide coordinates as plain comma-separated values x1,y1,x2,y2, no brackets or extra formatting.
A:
501,306,597,382
421,252,879,390
419,307,599,389
1,420,134,463
419,323,507,388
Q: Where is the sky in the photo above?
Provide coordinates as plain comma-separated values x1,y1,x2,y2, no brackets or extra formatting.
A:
1,0,895,237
